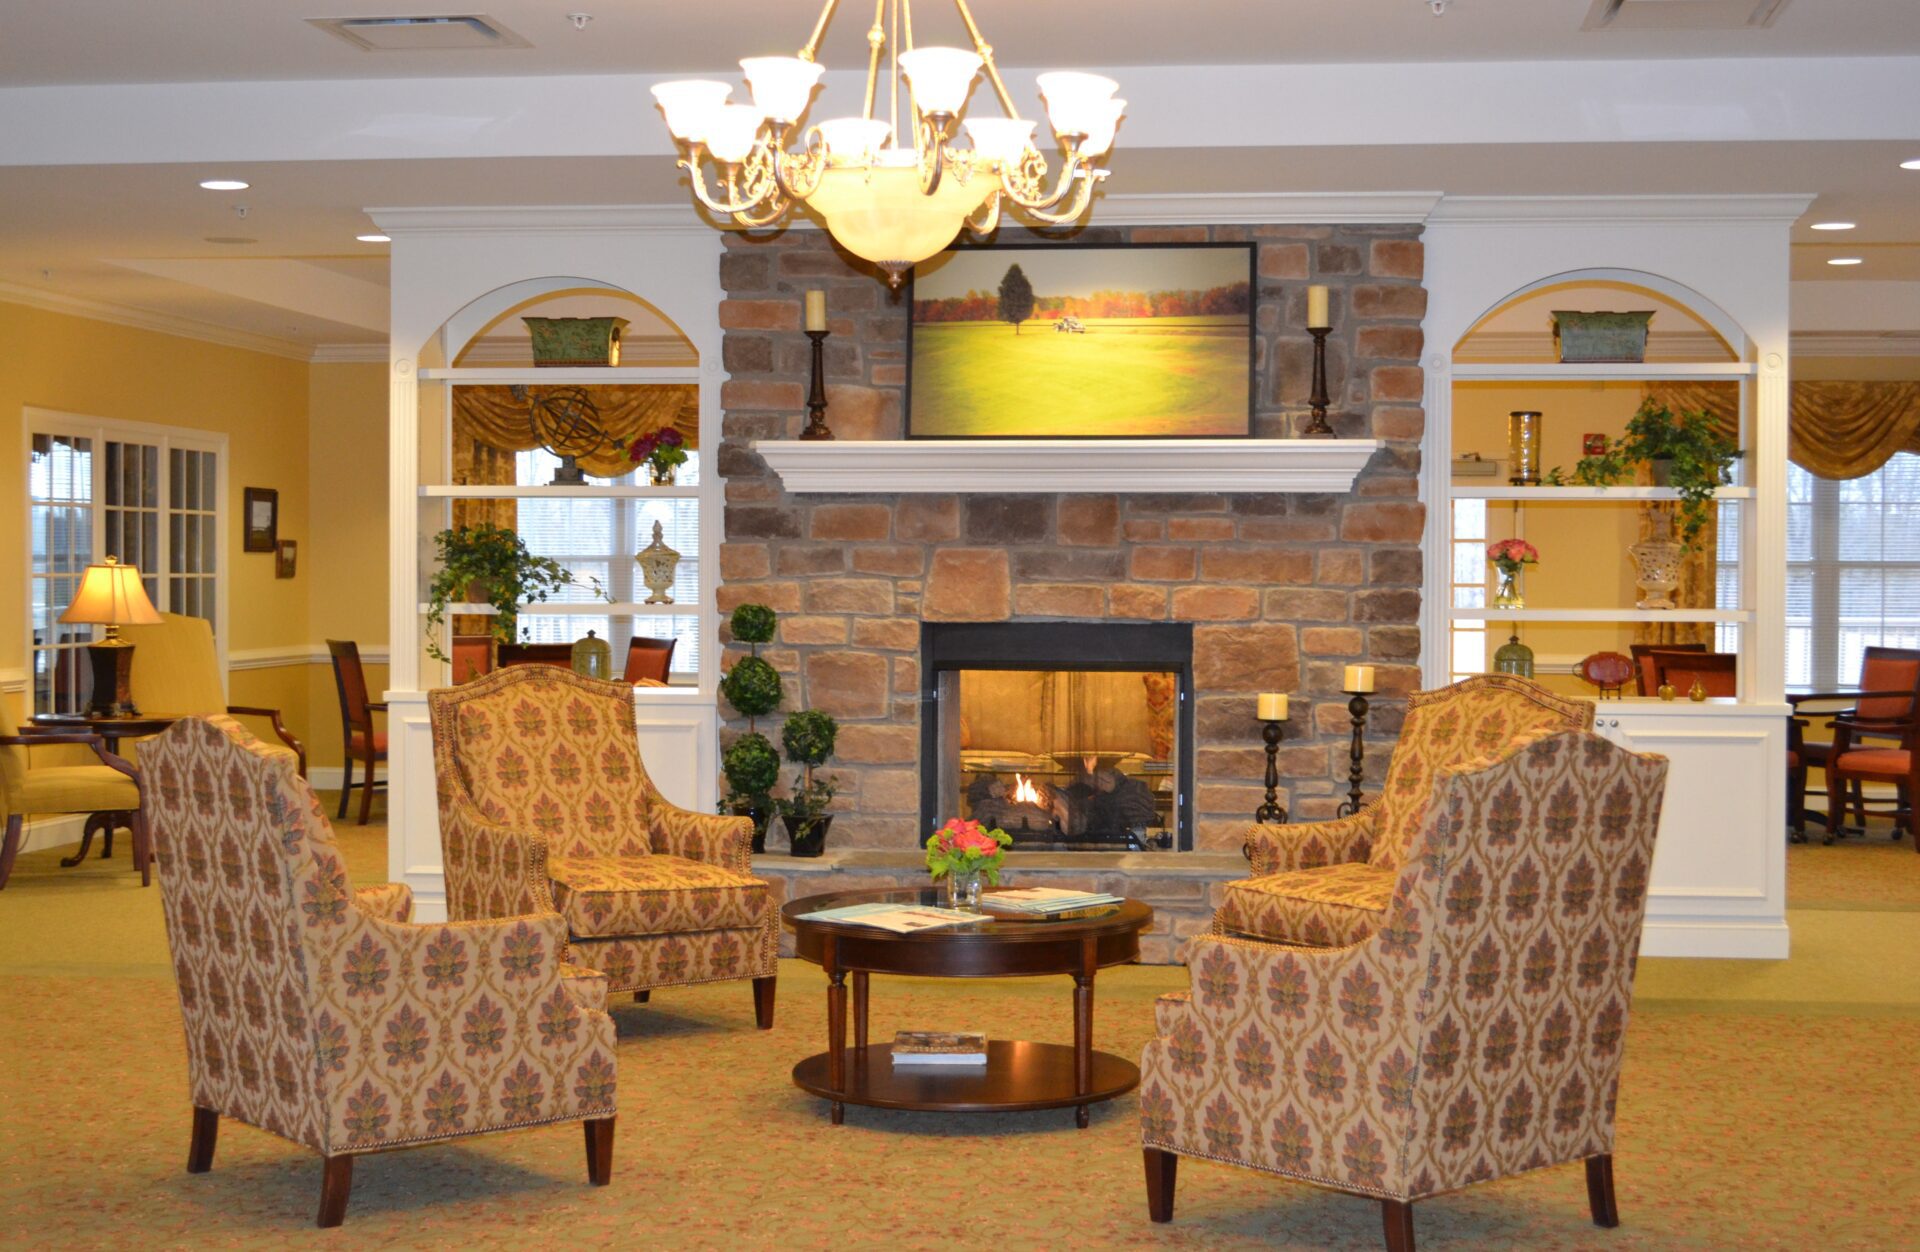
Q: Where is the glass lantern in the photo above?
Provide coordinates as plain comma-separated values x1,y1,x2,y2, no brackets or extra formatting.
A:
1508,410,1543,486
570,629,612,681
1492,632,1536,679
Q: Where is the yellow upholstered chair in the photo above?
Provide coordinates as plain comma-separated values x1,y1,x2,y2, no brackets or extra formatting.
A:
0,699,145,889
143,716,617,1227
1214,675,1592,949
428,665,778,1026
119,612,306,774
1142,729,1669,1250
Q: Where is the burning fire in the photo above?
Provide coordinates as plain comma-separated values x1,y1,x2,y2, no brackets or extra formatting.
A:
1011,773,1042,806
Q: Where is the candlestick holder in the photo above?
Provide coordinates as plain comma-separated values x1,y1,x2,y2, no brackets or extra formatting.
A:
1254,719,1288,824
1299,325,1335,438
800,328,834,441
1335,692,1371,817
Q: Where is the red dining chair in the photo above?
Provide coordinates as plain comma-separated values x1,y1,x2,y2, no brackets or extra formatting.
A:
622,636,676,685
326,640,386,826
1797,646,1920,844
1631,641,1706,697
1649,649,1737,699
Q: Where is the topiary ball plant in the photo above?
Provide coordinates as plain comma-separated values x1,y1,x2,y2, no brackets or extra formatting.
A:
720,655,783,720
722,731,780,797
781,708,838,767
729,603,777,646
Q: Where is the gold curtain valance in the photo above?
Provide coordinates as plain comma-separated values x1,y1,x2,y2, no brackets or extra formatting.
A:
452,384,699,479
1646,379,1920,480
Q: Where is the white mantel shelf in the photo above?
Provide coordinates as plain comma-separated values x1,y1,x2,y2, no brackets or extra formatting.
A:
753,438,1383,494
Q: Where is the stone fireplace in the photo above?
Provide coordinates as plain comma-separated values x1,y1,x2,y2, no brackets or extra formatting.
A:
921,621,1194,853
715,221,1427,960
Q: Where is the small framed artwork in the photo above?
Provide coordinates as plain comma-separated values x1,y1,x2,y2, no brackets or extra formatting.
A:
906,241,1255,439
1583,433,1609,456
244,487,279,553
275,539,298,580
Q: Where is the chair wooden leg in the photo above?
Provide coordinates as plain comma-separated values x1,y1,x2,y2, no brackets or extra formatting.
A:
632,989,650,1003
753,974,777,1030
0,814,23,890
1586,1154,1620,1228
1851,779,1867,830
1143,1147,1177,1223
1382,1199,1416,1252
336,757,353,820
316,1156,353,1228
186,1107,218,1173
357,756,375,825
583,1116,615,1186
131,811,152,887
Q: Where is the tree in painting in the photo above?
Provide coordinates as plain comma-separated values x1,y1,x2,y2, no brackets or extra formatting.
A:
997,263,1035,334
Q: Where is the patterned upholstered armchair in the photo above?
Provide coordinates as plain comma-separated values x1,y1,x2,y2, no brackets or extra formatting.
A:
143,716,617,1227
1216,675,1592,948
1142,729,1668,1251
428,665,778,1026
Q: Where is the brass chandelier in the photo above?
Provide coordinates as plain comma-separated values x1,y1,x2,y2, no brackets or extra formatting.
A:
652,0,1124,285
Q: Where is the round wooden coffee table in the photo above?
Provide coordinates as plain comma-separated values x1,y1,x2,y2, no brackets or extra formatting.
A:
782,887,1153,1128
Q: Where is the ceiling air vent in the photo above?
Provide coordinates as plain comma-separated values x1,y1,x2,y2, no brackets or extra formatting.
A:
308,15,529,52
1582,0,1789,30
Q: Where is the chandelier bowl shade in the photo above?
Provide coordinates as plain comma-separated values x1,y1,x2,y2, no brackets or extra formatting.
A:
897,46,984,115
806,158,996,276
740,56,825,123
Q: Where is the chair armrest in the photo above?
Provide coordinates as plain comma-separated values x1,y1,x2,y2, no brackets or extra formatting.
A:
439,791,557,920
649,797,754,874
367,702,389,714
1241,807,1377,876
1172,932,1382,1036
0,732,139,782
353,882,413,924
226,705,307,778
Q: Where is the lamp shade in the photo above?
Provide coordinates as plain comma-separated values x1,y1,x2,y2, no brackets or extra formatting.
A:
651,80,732,142
817,117,893,161
964,117,1036,166
59,557,161,627
1036,71,1119,138
740,56,825,124
897,47,983,115
704,103,768,164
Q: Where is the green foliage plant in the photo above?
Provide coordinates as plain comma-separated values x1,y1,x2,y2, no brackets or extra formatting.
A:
729,603,777,645
720,656,782,720
778,709,839,824
1566,397,1742,548
424,523,600,663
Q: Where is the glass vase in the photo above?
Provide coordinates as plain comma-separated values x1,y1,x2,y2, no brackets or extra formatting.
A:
944,868,983,912
648,460,676,487
1492,566,1525,609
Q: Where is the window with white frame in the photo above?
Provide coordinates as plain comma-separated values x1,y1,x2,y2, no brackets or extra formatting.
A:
1449,498,1488,681
26,415,226,715
1786,453,1920,687
510,446,703,680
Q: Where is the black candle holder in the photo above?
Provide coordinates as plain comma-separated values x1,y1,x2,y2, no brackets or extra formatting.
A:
1299,325,1335,438
800,328,834,441
1336,693,1371,817
1254,719,1288,824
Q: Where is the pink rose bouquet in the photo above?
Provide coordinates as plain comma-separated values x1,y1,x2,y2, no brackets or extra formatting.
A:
926,817,1013,885
1486,538,1540,575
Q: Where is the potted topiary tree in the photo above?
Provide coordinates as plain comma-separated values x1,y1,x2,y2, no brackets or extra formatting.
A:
718,603,782,851
778,708,839,857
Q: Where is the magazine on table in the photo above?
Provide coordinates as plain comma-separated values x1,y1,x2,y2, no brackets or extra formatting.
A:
891,1031,988,1065
979,887,1124,918
794,901,982,933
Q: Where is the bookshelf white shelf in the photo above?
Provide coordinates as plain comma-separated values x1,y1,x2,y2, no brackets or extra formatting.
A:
1449,485,1752,501
418,484,700,499
1450,608,1751,624
425,602,693,617
417,366,702,384
1451,361,1754,382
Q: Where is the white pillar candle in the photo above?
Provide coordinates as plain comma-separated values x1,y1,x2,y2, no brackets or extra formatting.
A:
1257,692,1289,721
804,289,828,332
1306,285,1330,330
1343,665,1375,694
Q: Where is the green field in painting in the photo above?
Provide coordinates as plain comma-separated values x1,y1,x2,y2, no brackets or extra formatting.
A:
909,316,1248,437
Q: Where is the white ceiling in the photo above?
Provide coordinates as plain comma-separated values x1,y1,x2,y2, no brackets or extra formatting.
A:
3,0,1917,85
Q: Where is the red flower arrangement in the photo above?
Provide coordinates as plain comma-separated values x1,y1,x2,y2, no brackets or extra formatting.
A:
628,426,688,476
1485,538,1540,574
925,817,1012,885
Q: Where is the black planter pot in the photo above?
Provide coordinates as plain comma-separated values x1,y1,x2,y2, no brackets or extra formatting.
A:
732,800,774,855
782,813,833,858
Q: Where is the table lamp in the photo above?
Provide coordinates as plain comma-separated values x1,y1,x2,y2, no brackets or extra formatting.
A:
58,555,162,716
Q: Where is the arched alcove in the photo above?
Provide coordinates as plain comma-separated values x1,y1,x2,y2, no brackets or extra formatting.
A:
1455,272,1748,366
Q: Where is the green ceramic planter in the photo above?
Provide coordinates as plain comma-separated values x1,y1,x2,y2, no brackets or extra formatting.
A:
524,316,628,367
1552,310,1654,364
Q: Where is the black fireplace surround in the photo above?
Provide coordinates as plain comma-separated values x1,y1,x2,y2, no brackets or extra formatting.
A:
918,622,1196,852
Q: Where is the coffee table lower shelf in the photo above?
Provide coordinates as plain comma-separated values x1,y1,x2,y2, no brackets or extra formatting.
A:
793,1040,1139,1117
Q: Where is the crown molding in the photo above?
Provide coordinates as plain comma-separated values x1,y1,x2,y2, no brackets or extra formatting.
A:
367,204,713,235
1082,191,1445,226
1455,329,1920,361
0,281,310,360
1791,332,1920,358
310,342,388,363
1428,194,1817,227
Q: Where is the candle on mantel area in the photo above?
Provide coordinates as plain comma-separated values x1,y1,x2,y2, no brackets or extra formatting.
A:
1257,692,1290,721
1343,665,1376,694
804,289,828,332
1306,284,1330,330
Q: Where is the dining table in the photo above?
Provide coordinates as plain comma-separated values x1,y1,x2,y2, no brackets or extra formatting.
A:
1783,687,1909,842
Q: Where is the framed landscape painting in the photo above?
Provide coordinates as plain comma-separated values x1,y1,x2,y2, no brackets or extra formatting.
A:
906,242,1254,439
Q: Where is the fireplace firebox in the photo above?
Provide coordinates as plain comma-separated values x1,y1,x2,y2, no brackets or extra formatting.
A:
919,622,1194,852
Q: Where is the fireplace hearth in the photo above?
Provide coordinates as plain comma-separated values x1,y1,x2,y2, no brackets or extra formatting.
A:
920,622,1194,852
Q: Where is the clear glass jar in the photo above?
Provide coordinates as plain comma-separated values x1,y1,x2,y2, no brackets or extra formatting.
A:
1508,411,1543,486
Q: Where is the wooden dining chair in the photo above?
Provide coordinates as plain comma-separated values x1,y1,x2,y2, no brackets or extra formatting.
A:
622,636,676,685
1631,641,1706,696
451,634,494,684
1650,649,1738,698
1796,646,1920,844
326,640,386,826
495,642,574,669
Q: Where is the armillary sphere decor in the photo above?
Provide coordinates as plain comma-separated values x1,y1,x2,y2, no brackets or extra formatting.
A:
651,0,1125,286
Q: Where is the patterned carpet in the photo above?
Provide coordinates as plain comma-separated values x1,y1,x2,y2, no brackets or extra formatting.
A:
1,800,1916,1249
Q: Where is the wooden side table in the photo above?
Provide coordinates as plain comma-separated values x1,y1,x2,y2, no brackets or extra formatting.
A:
783,888,1152,1128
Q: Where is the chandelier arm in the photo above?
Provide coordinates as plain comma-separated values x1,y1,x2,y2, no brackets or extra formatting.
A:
917,118,944,197
863,0,886,120
799,0,841,60
1013,168,1104,226
732,189,793,229
950,0,1017,116
1000,145,1085,212
888,0,899,143
681,154,779,217
965,189,1002,236
773,130,828,201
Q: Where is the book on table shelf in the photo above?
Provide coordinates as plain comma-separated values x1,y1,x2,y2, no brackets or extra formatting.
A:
891,1031,988,1066
978,887,1124,920
793,901,982,933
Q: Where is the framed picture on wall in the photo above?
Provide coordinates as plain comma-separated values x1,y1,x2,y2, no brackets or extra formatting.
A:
275,539,297,579
243,487,278,553
905,242,1255,439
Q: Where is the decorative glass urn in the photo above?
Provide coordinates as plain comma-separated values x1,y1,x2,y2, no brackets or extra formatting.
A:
1507,410,1543,486
570,629,612,680
636,520,681,605
1492,633,1536,679
1629,538,1684,610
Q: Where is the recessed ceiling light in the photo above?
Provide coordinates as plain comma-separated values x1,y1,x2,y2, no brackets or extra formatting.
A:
1810,221,1855,231
198,178,250,191
1827,257,1864,266
1902,159,1920,171
356,233,392,243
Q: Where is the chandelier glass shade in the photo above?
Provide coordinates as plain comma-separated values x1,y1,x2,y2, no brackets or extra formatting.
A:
652,0,1123,284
